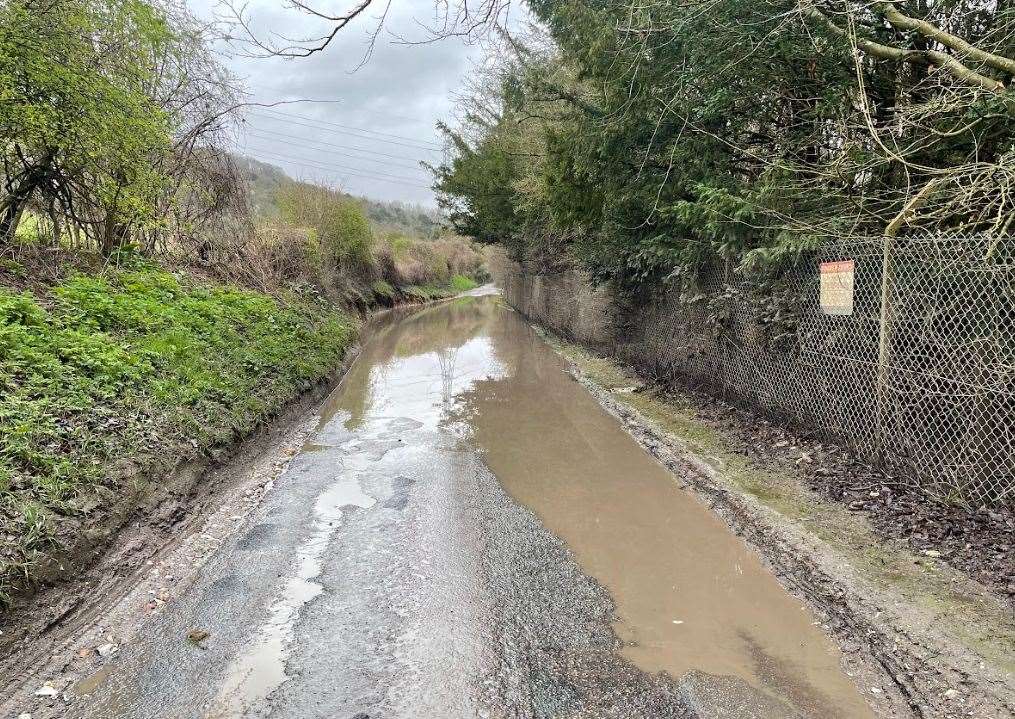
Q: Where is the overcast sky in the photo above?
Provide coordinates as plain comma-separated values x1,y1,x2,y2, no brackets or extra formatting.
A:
187,0,497,206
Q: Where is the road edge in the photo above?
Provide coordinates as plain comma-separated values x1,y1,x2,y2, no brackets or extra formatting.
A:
535,325,1015,719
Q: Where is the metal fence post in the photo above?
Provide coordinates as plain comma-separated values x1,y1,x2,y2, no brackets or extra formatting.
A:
874,235,895,458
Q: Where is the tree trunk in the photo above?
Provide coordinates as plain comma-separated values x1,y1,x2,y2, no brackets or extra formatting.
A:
0,201,27,248
101,212,130,256
0,165,49,247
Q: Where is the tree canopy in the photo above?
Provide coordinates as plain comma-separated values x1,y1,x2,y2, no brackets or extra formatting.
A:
431,1,1015,289
0,0,240,254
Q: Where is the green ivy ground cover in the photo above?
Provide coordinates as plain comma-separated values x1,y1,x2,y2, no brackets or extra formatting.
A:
0,266,354,603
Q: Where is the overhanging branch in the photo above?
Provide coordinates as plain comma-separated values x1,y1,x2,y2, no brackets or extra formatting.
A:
799,1,1006,93
877,2,1015,79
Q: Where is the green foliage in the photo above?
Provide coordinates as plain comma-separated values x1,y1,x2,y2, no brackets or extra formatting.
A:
0,0,173,237
371,279,396,299
401,284,451,301
401,274,477,301
431,123,522,244
372,231,486,289
434,0,1015,293
322,201,372,265
386,233,413,259
13,213,45,245
449,274,478,292
276,182,374,266
0,267,354,602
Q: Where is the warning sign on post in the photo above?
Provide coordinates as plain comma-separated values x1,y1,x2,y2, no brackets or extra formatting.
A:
819,260,855,316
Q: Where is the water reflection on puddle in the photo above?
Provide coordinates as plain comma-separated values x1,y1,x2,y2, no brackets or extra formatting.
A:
439,297,874,719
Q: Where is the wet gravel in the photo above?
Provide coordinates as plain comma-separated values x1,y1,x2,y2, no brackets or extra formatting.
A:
468,448,691,719
261,420,692,719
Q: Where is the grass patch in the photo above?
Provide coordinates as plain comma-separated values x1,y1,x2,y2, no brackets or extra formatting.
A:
401,284,448,302
370,279,396,300
400,278,474,302
449,274,478,292
0,265,355,604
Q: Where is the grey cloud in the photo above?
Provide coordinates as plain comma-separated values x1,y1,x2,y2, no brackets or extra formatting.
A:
188,0,484,204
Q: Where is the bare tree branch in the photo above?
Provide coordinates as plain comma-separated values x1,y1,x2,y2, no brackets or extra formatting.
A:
799,0,1006,93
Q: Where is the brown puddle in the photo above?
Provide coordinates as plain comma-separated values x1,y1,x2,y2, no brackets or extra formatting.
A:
53,294,874,718
436,296,875,719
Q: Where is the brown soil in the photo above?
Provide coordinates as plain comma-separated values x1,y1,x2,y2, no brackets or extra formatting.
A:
650,378,1015,605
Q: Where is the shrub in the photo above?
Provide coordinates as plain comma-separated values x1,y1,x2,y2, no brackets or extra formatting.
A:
450,274,478,292
372,232,485,289
402,284,447,301
276,182,374,267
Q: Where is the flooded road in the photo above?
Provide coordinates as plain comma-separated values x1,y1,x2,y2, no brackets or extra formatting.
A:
44,292,875,718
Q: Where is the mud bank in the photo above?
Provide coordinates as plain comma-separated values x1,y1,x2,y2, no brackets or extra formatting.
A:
492,259,1015,719
0,289,477,692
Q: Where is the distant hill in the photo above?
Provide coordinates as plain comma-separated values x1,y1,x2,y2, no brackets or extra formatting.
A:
233,155,290,219
362,198,441,240
232,154,442,239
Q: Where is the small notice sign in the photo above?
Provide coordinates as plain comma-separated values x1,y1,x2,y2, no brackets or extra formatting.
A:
819,260,855,316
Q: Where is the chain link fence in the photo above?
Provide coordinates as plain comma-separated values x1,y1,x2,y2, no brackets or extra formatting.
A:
494,238,1015,505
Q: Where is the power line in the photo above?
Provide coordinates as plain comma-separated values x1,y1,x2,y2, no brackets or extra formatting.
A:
243,127,429,171
246,110,443,153
242,143,428,182
245,126,432,164
255,107,443,149
244,134,429,175
244,113,439,154
239,147,433,189
255,98,426,126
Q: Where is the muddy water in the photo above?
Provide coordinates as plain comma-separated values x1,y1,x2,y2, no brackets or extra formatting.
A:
416,295,874,718
49,292,877,719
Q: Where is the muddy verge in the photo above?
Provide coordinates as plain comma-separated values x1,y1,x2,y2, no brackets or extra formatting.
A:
643,378,1015,603
0,289,493,698
526,326,1014,719
0,342,360,695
